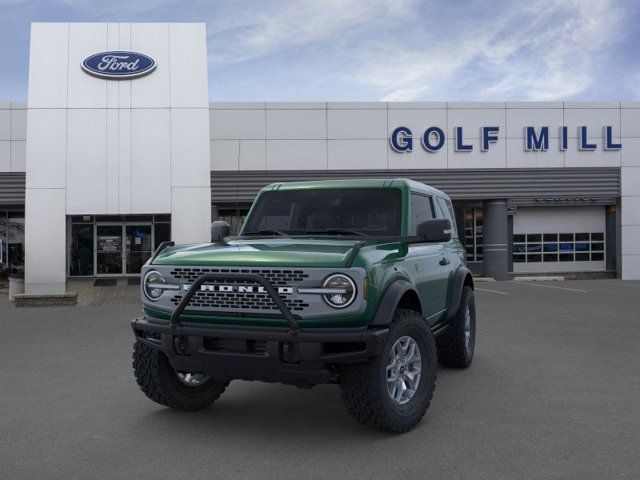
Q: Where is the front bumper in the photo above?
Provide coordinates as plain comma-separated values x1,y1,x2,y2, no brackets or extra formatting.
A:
131,316,389,387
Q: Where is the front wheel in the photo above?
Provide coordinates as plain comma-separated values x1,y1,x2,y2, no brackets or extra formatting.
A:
339,309,437,433
132,341,228,411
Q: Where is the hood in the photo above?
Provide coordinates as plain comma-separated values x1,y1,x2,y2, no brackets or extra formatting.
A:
152,238,362,268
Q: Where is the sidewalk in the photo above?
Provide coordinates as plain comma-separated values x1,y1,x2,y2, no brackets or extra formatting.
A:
69,278,140,306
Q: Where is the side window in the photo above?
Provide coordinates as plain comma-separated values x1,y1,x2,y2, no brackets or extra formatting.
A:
435,197,458,238
410,193,434,234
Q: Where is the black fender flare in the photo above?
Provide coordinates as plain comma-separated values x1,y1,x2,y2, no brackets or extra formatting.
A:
446,266,474,320
370,280,418,326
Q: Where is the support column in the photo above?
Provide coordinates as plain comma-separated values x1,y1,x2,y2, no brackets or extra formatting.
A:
482,199,509,281
606,204,616,273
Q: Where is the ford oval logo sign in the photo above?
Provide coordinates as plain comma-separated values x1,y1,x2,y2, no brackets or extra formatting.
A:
81,51,156,79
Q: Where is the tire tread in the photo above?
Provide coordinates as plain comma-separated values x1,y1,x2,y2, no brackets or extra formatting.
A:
132,341,227,411
339,309,437,433
437,286,475,368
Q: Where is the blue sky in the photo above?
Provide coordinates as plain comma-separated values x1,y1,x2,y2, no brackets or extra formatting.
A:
1,0,638,101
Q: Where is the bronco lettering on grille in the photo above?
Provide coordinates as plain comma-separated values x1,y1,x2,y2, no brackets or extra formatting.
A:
181,284,294,295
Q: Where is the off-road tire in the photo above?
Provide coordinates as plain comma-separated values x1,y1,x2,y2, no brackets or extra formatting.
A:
132,341,228,411
338,309,437,433
437,285,476,368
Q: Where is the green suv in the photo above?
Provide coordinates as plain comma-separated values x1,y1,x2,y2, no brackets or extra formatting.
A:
131,179,476,432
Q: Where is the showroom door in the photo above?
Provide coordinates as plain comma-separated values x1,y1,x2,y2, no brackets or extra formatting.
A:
95,224,124,275
95,223,153,275
125,224,153,274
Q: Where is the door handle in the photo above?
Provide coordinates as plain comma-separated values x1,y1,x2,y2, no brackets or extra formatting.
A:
439,257,450,266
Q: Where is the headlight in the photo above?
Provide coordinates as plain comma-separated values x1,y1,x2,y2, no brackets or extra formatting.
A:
322,274,356,308
143,270,165,301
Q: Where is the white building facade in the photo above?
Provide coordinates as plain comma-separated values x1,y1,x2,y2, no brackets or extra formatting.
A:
0,22,638,295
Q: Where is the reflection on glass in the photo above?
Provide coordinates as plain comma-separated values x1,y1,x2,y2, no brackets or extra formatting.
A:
513,231,606,264
70,224,94,276
97,225,123,275
154,223,171,249
126,225,152,274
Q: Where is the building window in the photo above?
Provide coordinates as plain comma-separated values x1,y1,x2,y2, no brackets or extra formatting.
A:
0,211,25,275
218,208,250,235
70,223,94,276
154,221,171,249
512,232,605,263
68,215,172,277
464,208,483,262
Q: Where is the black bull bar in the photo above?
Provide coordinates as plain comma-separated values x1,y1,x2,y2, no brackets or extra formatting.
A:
169,272,300,336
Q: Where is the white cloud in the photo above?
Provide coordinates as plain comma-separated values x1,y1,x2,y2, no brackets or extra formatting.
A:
477,0,623,100
208,0,626,101
365,0,624,101
208,0,416,64
0,0,178,11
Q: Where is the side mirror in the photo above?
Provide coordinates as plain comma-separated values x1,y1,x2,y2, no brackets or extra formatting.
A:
417,218,452,243
211,220,231,243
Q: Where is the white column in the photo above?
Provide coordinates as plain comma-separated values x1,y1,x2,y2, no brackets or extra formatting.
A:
620,166,640,279
25,189,66,294
621,104,640,279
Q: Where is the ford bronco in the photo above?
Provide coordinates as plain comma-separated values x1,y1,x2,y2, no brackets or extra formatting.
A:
131,179,476,432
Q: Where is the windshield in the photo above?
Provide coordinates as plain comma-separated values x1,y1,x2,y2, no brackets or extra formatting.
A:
242,188,402,237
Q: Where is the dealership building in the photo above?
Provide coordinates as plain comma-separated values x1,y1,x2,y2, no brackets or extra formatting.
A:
0,22,639,295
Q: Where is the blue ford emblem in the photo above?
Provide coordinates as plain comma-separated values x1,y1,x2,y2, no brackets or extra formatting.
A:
82,51,156,79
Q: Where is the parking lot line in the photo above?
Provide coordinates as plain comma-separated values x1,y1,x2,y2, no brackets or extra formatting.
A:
512,281,587,293
476,288,509,295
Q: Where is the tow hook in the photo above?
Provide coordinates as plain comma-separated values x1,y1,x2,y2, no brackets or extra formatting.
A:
280,341,299,363
173,335,189,355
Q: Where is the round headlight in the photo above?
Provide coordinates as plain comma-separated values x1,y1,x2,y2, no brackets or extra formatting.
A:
143,270,165,301
322,274,356,308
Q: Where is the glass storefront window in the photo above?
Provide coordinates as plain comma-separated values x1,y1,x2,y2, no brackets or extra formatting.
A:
69,223,94,276
154,222,171,249
463,207,483,262
96,225,123,275
125,225,152,274
0,211,25,274
218,209,249,236
68,215,172,276
0,213,6,273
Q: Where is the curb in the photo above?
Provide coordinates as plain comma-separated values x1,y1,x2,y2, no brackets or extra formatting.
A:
513,276,565,282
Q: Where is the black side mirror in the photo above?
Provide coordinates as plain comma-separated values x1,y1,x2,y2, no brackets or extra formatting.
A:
211,220,231,243
417,218,452,242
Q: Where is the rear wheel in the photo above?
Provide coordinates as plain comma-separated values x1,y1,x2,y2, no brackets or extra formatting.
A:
339,309,437,433
437,285,476,368
132,341,228,411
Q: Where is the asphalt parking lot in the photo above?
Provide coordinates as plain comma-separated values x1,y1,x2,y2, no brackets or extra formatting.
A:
1,280,639,480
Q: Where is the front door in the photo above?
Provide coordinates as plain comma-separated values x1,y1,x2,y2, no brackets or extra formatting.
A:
125,225,152,274
95,223,153,275
96,225,123,275
407,243,450,323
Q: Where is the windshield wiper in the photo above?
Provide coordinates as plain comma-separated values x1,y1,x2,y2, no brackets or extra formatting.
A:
243,229,289,237
305,228,369,237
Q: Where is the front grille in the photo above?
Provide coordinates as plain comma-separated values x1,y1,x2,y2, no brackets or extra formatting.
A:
147,265,365,319
169,291,309,312
170,267,309,286
168,267,311,314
